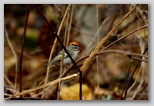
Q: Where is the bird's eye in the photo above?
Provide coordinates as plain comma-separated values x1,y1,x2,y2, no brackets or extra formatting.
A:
73,46,79,50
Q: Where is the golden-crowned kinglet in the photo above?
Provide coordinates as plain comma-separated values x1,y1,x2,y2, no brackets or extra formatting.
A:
44,41,80,68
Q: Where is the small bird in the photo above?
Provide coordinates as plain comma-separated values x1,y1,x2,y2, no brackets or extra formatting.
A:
44,41,80,68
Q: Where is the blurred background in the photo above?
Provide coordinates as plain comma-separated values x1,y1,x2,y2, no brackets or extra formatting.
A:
4,4,148,100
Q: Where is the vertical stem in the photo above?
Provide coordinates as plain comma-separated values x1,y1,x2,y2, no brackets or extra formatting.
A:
96,4,100,100
18,5,31,97
42,4,72,98
4,29,18,89
80,5,137,73
57,11,70,100
66,4,74,46
79,71,82,100
124,48,148,99
37,4,82,100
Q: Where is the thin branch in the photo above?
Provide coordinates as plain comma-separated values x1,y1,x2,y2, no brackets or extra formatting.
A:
4,74,14,88
123,47,148,99
131,79,144,99
14,47,47,62
37,4,82,100
59,48,148,85
136,6,148,26
73,24,147,53
77,49,148,67
56,10,71,100
124,60,141,99
5,73,79,100
18,5,31,97
4,28,18,89
102,24,147,51
131,57,148,62
72,27,98,44
66,4,74,46
133,83,148,100
80,5,137,72
42,4,71,98
96,4,100,100
98,49,148,62
28,49,147,100
120,58,133,100
80,17,111,57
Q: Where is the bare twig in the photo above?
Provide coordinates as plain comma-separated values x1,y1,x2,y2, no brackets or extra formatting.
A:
37,4,82,100
59,48,148,84
4,85,19,96
56,9,71,100
4,74,14,88
18,5,31,97
73,24,147,53
80,17,111,57
41,4,72,98
5,73,79,100
123,47,148,99
123,60,140,99
27,23,147,83
66,4,74,46
133,83,148,100
120,58,133,99
102,24,147,51
136,6,148,26
76,49,148,70
80,5,137,72
72,27,98,44
4,28,18,89
131,79,144,99
96,4,100,99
